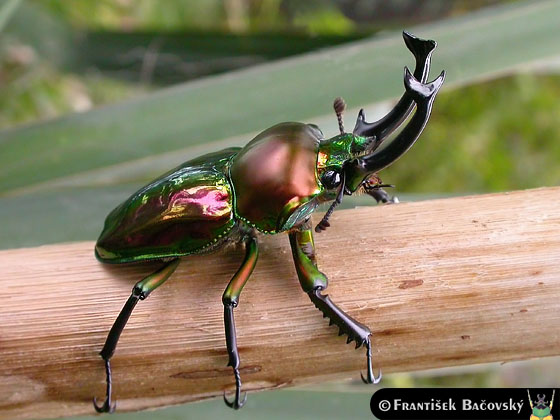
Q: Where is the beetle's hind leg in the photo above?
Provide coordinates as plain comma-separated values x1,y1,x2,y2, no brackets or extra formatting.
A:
222,234,259,409
93,258,180,413
289,222,381,384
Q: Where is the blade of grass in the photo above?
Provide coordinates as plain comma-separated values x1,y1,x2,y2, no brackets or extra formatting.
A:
2,73,560,249
75,30,367,85
1,0,559,195
0,0,22,32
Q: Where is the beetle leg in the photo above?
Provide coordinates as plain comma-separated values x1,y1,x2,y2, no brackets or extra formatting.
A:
93,258,180,413
315,170,346,233
222,235,259,410
288,223,381,384
366,188,399,204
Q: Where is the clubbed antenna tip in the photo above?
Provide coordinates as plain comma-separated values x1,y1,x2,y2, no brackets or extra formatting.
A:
333,97,346,134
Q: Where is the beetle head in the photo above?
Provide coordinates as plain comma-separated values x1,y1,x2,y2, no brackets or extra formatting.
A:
317,31,443,196
316,131,363,197
313,32,444,233
535,394,549,407
315,97,377,197
317,68,444,200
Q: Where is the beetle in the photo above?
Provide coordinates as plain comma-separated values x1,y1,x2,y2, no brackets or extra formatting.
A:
528,390,555,420
92,31,445,413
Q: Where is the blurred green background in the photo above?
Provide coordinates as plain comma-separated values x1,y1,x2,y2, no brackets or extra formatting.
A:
1,0,559,419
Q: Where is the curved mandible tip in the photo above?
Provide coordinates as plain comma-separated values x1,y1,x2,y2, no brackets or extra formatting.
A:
402,31,437,62
403,66,446,100
352,31,438,141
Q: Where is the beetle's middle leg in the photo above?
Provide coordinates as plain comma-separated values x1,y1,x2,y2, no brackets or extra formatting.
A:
222,234,259,410
93,258,180,413
288,222,381,384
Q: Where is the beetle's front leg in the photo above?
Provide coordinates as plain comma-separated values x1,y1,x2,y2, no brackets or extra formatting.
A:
288,222,381,384
367,188,399,204
222,234,259,409
361,175,398,205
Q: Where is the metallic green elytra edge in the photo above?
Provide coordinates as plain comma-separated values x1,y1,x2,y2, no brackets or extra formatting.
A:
96,148,240,263
92,31,445,414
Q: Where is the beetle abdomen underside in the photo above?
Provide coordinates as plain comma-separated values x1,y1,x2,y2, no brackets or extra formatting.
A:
95,148,240,263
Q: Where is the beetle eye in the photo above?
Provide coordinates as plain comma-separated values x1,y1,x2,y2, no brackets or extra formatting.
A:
321,170,341,190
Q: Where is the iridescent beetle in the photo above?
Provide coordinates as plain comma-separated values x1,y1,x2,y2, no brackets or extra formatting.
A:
93,31,445,413
528,390,555,420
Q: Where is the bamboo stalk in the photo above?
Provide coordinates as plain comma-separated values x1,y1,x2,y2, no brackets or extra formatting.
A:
1,187,560,420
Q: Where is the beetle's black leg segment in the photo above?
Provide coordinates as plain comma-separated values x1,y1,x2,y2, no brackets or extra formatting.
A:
360,339,382,384
366,187,398,204
93,358,115,413
315,170,346,233
93,258,180,413
222,235,259,410
223,305,248,410
288,223,381,384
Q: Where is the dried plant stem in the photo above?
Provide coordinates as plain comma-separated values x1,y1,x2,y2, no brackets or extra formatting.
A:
1,187,560,419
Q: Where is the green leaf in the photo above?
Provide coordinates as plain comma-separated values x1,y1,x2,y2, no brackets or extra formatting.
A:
0,0,22,32
1,0,559,249
2,0,559,195
75,31,367,85
0,185,135,249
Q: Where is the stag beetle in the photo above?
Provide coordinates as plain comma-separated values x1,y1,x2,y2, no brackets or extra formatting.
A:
528,390,555,420
93,31,445,413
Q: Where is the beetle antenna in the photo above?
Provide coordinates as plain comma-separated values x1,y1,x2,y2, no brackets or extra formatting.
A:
333,97,346,134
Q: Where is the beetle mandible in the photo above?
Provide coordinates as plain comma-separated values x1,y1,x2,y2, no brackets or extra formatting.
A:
93,31,445,413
